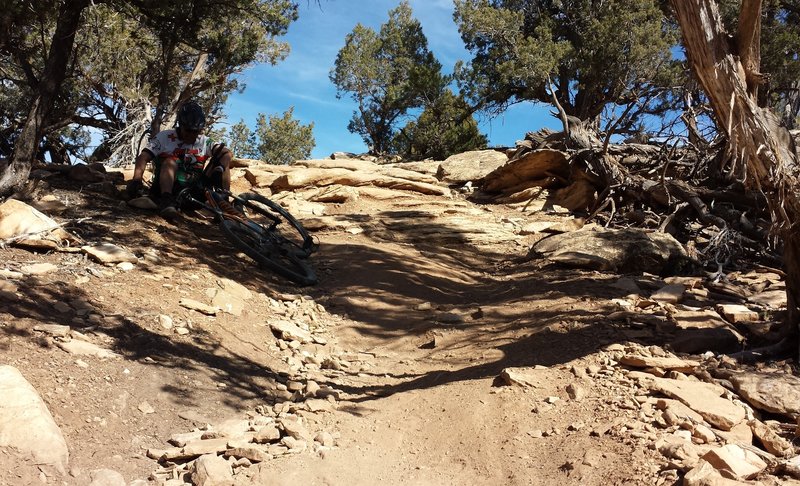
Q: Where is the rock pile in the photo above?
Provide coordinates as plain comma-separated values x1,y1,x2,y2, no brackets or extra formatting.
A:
502,342,800,484
147,410,337,485
145,292,346,485
598,269,785,356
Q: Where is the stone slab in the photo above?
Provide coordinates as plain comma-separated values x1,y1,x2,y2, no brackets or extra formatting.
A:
0,366,69,473
631,372,745,431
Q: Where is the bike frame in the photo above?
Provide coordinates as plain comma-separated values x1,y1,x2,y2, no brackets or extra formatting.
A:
173,171,282,237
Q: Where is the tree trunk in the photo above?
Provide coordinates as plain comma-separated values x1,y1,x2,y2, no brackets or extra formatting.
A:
671,0,800,354
0,0,90,197
150,35,179,135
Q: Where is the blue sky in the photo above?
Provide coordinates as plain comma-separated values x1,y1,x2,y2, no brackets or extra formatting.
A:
222,0,558,159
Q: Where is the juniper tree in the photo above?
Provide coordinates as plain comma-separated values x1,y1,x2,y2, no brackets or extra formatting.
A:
453,0,682,131
330,1,443,155
255,107,315,165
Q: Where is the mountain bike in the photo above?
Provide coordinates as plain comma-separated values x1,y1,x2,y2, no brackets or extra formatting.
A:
166,156,318,286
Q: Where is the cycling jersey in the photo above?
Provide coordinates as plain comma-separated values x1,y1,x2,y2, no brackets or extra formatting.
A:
144,129,222,188
144,129,215,166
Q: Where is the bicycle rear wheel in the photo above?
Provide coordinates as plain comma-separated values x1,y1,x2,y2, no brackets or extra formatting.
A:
219,194,317,286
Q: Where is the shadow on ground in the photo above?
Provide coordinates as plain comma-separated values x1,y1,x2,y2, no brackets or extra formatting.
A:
0,182,717,410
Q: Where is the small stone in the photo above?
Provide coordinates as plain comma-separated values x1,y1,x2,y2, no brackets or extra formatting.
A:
254,424,281,444
33,324,71,337
662,410,680,427
581,450,607,470
728,372,800,417
716,304,759,323
168,430,204,447
87,469,125,486
75,360,89,369
158,315,173,330
566,383,586,401
281,436,307,451
269,320,313,343
568,421,585,431
280,418,313,441
116,262,134,272
749,420,793,456
82,243,138,264
683,460,733,486
225,446,270,463
500,367,546,387
544,396,559,404
179,298,217,316
138,401,155,414
0,269,24,279
305,380,320,397
701,444,767,479
314,431,335,447
210,288,246,316
305,399,332,412
638,374,745,431
692,425,716,444
20,263,59,275
620,355,699,371
57,340,120,359
570,365,588,379
191,454,234,486
651,284,686,303
174,327,190,335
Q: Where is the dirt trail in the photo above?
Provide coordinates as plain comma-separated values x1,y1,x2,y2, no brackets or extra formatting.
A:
0,184,718,485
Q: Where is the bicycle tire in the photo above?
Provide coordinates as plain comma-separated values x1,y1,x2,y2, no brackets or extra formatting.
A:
234,192,316,258
219,194,317,286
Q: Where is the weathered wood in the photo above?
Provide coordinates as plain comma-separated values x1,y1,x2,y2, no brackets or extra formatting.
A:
481,149,569,194
671,0,800,355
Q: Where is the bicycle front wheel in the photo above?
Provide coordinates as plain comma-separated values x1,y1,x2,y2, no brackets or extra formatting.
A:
219,194,317,286
234,192,316,258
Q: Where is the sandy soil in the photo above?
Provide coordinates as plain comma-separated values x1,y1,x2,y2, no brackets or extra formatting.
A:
0,177,714,486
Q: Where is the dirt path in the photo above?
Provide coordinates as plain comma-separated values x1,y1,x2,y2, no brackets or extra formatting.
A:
0,183,785,485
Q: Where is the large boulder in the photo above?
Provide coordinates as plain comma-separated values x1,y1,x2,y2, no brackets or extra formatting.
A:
0,366,69,473
724,372,800,417
272,167,448,196
531,226,690,274
436,149,508,185
0,199,80,250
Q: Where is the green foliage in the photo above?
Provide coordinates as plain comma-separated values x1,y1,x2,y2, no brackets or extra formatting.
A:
226,119,259,159
0,0,298,165
255,107,315,165
330,1,444,155
393,90,487,160
454,0,682,129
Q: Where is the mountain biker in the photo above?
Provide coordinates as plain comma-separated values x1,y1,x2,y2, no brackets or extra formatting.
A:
125,101,234,219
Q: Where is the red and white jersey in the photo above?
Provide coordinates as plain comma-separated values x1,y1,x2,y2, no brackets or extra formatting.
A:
144,129,215,164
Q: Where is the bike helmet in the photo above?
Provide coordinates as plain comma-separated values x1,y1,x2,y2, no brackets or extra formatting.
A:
177,101,206,131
